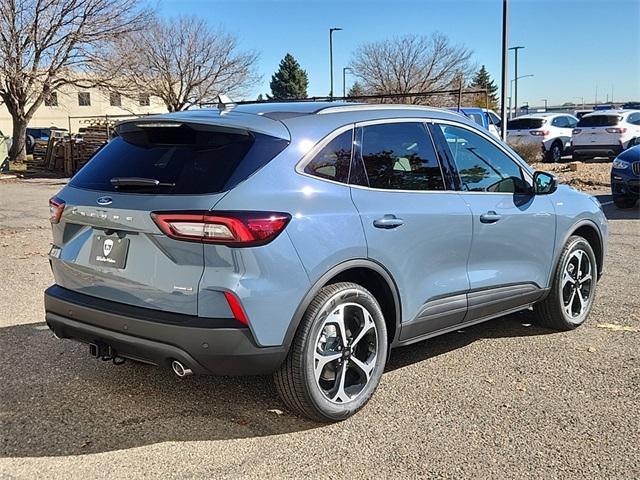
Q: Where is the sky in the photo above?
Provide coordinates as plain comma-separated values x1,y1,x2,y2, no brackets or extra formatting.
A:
159,0,640,108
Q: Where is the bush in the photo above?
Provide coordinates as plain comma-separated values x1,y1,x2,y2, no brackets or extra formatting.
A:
509,142,543,164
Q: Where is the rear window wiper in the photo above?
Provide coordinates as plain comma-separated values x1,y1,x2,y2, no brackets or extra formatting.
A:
110,177,176,188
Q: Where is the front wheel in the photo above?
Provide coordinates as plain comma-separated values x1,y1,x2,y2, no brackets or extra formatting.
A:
534,236,597,330
274,282,388,422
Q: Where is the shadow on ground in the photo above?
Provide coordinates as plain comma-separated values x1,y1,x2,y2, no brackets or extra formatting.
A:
595,193,640,221
0,309,553,458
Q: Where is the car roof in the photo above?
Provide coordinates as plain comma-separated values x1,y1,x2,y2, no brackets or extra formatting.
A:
512,113,563,120
581,109,626,117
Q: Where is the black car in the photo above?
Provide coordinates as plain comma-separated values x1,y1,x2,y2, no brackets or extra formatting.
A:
611,144,640,208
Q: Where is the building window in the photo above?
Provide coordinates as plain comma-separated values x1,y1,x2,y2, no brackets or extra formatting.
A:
109,92,122,107
78,92,91,106
44,92,58,107
139,93,150,107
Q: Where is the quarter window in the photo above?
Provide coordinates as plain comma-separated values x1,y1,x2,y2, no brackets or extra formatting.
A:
437,124,529,193
303,129,353,183
358,122,444,191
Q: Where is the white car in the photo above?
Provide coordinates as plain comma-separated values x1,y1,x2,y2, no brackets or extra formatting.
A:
507,113,578,162
572,110,640,160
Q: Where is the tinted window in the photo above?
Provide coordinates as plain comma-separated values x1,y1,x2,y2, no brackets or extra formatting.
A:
359,122,444,191
577,115,621,127
508,118,545,130
70,124,289,194
566,116,578,128
467,113,484,126
438,124,529,193
626,113,640,125
552,117,568,128
303,129,352,183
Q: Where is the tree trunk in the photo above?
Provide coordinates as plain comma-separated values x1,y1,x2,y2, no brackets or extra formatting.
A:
9,116,28,163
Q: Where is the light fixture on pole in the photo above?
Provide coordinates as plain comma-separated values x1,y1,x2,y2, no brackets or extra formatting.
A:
509,45,525,118
329,27,343,99
509,74,534,117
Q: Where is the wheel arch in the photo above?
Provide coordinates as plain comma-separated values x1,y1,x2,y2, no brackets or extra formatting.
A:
565,220,604,280
282,259,402,352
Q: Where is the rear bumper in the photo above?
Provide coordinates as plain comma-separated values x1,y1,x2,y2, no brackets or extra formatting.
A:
44,285,288,375
572,144,622,157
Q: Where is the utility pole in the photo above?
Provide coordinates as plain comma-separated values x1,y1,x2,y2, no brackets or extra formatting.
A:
329,27,343,100
342,67,352,98
509,46,524,116
541,98,548,110
500,0,509,141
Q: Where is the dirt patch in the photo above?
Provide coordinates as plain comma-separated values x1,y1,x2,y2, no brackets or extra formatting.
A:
531,159,611,191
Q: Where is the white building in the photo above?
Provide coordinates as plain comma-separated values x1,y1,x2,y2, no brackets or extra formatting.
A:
0,84,167,136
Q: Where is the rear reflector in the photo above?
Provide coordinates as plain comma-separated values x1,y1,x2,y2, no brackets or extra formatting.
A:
224,291,249,326
49,197,65,224
151,211,291,247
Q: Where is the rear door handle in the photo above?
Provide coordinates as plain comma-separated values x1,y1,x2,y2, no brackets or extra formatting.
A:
373,214,404,229
479,211,502,224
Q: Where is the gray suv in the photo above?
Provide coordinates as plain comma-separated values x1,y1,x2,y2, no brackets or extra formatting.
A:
45,102,608,421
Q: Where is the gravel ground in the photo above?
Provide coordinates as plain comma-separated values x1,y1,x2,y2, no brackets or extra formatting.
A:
0,180,639,479
530,159,612,191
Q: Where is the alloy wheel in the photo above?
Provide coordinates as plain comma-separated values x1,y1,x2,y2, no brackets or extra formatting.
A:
562,249,593,319
313,303,378,404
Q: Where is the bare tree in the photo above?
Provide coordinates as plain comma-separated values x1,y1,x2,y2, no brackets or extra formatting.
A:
0,0,148,162
96,17,260,112
350,33,474,104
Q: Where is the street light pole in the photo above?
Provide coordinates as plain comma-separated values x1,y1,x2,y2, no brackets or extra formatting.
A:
329,27,343,99
509,45,524,116
342,67,352,98
500,0,509,141
509,74,533,118
541,98,548,110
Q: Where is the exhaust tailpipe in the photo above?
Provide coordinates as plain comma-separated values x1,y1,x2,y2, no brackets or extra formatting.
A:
171,360,192,378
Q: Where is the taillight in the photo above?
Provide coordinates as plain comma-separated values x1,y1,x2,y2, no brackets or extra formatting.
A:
151,211,291,247
224,291,249,326
529,130,549,137
606,127,627,134
49,196,65,224
572,129,582,135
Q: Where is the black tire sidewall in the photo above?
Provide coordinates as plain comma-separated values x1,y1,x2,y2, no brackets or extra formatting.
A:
302,285,388,421
554,237,597,327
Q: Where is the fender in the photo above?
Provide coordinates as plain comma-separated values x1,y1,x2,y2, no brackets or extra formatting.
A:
281,258,403,350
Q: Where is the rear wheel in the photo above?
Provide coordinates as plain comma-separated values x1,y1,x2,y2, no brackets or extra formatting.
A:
534,236,597,330
274,282,388,422
546,141,562,163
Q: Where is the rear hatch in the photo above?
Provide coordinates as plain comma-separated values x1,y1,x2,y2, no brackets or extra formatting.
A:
49,118,289,315
507,118,546,144
573,114,623,146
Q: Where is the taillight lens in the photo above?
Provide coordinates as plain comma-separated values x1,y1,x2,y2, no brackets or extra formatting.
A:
529,130,549,137
49,196,65,224
606,127,627,134
572,129,582,135
151,211,291,247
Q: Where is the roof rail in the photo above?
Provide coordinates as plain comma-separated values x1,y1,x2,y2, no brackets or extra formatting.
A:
317,104,447,115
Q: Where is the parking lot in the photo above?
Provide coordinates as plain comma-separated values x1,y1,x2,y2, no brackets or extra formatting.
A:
0,179,638,479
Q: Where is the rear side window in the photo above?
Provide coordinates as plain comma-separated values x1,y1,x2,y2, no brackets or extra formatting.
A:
552,117,569,128
577,115,621,127
508,118,545,129
358,122,444,191
69,123,288,194
303,129,353,183
467,113,484,126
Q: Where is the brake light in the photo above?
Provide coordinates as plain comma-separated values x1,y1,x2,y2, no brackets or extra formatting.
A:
529,130,549,137
572,129,582,135
224,291,249,326
151,211,291,247
606,127,627,134
49,197,65,224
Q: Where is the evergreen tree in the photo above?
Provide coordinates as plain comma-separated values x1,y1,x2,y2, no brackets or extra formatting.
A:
269,54,308,99
470,65,498,109
256,93,264,101
347,81,366,98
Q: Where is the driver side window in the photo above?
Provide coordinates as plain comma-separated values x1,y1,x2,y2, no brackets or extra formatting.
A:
437,124,529,193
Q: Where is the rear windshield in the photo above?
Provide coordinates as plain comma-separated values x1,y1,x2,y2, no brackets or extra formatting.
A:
69,123,288,194
577,115,621,127
508,118,545,130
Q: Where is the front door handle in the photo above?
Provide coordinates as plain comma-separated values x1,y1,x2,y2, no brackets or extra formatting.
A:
373,214,404,229
479,211,502,224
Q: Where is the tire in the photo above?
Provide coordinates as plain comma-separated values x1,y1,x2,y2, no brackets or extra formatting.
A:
534,235,597,331
25,135,35,155
274,282,388,422
545,141,562,163
614,196,637,209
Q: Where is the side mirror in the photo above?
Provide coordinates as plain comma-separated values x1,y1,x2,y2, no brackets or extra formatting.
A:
533,171,558,195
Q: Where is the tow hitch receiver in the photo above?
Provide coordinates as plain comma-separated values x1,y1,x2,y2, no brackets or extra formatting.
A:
89,342,114,359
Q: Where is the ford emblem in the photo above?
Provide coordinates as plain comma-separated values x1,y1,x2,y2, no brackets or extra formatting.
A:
96,196,113,206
